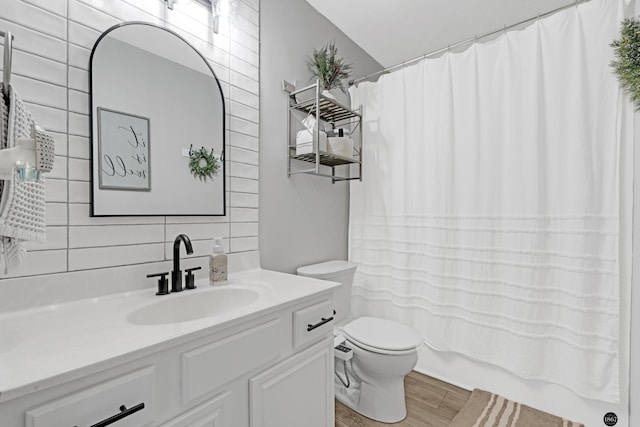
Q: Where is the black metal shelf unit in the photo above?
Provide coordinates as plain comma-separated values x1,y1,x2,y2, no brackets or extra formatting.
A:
286,81,362,183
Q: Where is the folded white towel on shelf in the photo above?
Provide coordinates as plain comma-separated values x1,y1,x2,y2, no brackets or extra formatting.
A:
295,141,313,156
295,129,327,155
295,128,313,145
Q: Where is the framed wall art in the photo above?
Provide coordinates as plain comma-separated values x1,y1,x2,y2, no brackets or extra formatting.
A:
97,107,151,191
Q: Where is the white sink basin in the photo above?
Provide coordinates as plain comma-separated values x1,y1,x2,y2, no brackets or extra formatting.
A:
128,286,261,325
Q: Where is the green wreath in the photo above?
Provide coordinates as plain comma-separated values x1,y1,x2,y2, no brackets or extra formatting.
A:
611,18,640,110
189,147,219,180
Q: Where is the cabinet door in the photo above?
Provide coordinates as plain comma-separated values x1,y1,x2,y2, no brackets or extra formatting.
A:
161,391,231,427
250,338,334,427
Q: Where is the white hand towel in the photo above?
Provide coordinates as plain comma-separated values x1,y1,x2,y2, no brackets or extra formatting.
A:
295,121,328,155
0,84,47,272
35,126,55,172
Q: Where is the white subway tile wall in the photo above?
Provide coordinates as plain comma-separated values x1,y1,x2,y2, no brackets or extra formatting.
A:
0,0,259,279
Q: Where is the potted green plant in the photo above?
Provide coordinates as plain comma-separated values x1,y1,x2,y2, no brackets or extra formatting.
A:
307,41,353,99
611,18,640,110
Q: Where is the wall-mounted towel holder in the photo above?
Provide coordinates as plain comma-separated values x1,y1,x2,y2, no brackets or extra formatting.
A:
0,30,31,180
3,29,33,180
0,31,55,181
0,138,39,181
0,124,55,181
1,30,13,102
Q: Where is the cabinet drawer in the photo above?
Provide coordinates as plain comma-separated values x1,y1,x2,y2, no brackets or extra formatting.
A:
25,367,155,427
293,299,334,349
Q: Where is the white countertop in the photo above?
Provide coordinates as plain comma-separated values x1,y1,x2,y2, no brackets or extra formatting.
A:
0,269,339,404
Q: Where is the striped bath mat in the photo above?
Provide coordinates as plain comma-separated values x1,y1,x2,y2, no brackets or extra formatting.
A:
449,389,585,427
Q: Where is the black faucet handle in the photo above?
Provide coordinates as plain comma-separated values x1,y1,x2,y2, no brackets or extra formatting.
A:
147,272,170,295
185,266,202,290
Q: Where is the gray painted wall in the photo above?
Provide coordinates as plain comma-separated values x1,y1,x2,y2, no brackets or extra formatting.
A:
631,116,640,427
259,0,382,273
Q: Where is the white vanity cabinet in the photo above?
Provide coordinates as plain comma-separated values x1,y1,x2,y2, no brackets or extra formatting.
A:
0,292,336,427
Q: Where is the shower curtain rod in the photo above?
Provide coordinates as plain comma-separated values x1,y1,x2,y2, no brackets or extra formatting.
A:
349,0,590,86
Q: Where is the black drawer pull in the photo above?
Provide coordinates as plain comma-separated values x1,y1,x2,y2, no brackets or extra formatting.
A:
307,316,334,332
88,402,145,427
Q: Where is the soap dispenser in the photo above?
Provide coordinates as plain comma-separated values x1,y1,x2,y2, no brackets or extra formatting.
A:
210,237,227,284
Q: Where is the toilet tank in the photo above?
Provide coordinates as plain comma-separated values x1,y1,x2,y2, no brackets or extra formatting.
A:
296,260,357,324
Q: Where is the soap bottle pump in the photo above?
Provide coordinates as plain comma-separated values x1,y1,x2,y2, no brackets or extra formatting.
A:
210,237,227,284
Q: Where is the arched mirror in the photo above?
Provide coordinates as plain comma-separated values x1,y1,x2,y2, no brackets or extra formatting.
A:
90,22,225,216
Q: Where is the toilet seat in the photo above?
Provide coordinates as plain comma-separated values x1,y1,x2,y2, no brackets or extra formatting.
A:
341,317,422,355
346,336,418,356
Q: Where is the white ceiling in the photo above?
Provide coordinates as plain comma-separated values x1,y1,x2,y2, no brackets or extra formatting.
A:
306,0,573,69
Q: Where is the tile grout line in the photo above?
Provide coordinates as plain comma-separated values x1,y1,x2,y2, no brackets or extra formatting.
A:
0,15,67,43
161,0,168,263
66,0,71,273
21,0,68,18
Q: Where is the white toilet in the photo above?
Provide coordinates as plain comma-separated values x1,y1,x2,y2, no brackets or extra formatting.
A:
297,260,422,423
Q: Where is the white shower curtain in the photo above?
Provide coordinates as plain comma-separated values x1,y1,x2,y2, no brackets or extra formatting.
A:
349,0,633,403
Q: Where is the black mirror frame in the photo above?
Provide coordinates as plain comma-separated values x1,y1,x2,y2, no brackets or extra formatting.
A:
88,21,226,217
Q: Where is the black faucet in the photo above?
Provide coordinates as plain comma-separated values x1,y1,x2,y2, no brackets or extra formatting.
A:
171,234,193,292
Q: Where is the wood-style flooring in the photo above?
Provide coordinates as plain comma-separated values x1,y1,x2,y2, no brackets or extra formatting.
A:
335,371,471,427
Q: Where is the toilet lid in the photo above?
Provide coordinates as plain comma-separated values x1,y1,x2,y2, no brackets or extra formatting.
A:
342,317,422,352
